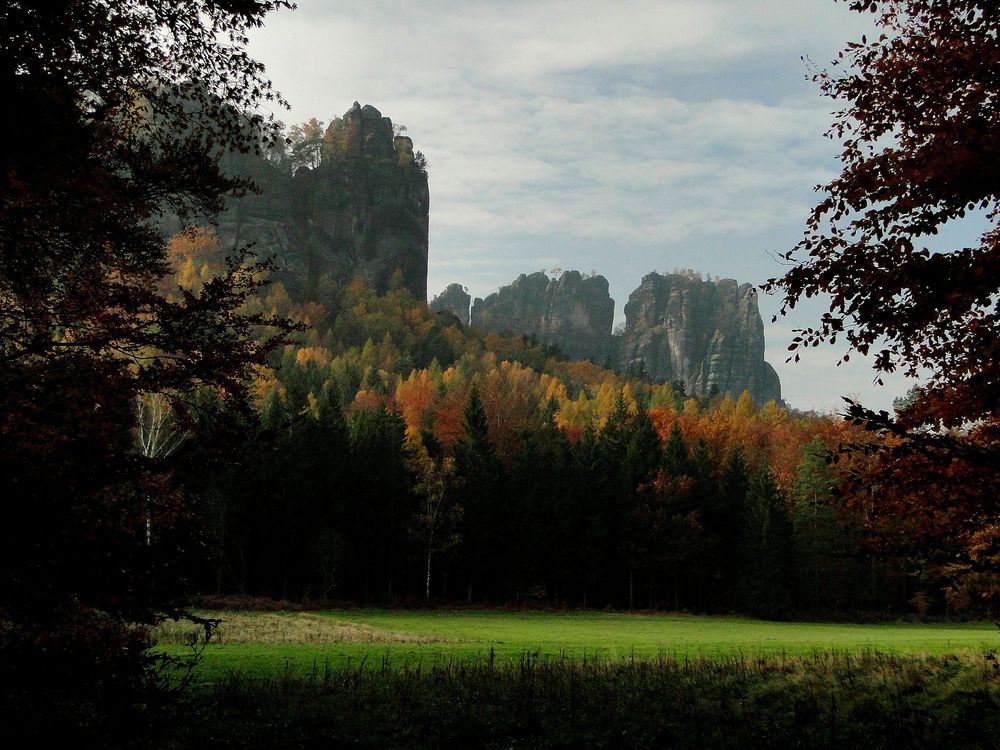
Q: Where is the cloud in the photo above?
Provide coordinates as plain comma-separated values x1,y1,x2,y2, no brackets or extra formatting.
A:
263,1,868,86
249,0,917,412
413,91,835,243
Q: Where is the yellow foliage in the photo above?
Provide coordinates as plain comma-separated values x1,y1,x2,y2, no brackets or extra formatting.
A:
620,384,639,415
556,390,595,432
252,371,283,406
352,389,381,414
716,394,736,418
683,398,700,418
759,399,787,424
590,382,620,428
539,373,568,408
734,390,757,422
648,382,678,413
295,347,332,368
165,226,225,295
177,257,199,290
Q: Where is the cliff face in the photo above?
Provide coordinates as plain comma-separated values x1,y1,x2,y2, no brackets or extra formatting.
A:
471,271,615,364
467,270,781,404
617,273,781,404
214,103,429,300
429,283,472,325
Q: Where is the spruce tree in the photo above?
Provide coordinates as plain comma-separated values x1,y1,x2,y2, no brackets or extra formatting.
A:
742,466,794,618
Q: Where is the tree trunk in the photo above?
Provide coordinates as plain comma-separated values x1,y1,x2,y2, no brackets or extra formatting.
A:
425,545,432,601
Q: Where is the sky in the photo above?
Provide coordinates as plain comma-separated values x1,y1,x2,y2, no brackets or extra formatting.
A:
245,0,968,414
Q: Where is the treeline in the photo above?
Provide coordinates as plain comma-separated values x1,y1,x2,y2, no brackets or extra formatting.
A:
151,232,940,615
186,371,910,616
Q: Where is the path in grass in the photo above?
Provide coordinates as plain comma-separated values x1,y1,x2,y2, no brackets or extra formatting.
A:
156,609,1000,680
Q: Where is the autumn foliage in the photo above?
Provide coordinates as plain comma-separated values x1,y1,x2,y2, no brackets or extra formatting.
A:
180,264,916,616
764,0,1000,601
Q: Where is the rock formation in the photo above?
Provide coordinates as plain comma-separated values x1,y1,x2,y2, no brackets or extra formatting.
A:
429,283,472,325
617,272,781,404
468,270,781,404
471,271,615,364
182,103,782,404
212,102,429,301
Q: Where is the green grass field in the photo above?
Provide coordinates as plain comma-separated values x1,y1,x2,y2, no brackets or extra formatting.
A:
155,609,1000,680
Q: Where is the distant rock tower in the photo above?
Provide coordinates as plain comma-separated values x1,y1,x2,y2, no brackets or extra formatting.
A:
214,102,430,301
617,273,781,404
465,269,782,405
429,283,472,325
471,271,615,364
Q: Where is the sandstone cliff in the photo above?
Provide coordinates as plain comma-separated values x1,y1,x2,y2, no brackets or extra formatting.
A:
617,272,781,404
214,103,429,301
429,283,472,325
470,271,615,364
467,270,781,404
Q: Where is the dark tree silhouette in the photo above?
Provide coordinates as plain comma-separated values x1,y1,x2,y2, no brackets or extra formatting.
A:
764,0,1000,599
0,0,295,728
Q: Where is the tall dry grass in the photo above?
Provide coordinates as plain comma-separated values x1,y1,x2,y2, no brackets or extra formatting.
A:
153,611,443,645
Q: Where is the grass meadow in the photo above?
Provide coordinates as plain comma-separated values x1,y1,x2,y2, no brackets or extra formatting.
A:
154,608,1000,679
144,610,1000,748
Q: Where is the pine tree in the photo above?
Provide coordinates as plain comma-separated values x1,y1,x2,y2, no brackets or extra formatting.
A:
663,423,689,477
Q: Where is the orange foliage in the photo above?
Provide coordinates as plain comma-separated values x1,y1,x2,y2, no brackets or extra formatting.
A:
352,389,383,415
288,301,327,327
432,385,467,448
396,369,437,434
480,360,542,460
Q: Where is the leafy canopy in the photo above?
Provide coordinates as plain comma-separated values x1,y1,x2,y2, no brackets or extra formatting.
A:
764,0,1000,600
765,0,1000,433
0,0,296,723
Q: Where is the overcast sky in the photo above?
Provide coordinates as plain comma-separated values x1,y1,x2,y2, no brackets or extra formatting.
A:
246,0,964,414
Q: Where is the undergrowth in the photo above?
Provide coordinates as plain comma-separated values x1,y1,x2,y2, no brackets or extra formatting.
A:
157,650,1000,749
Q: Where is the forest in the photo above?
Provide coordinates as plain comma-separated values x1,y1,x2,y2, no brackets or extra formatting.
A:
158,232,967,617
4,0,1000,746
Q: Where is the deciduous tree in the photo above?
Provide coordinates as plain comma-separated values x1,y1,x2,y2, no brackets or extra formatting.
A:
764,0,1000,598
407,432,461,601
0,0,295,727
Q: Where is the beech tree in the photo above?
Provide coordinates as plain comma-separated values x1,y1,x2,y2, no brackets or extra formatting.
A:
0,0,295,726
764,1,1000,598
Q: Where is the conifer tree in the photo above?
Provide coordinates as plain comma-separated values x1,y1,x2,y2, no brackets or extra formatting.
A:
663,423,689,478
453,385,505,600
717,446,751,608
742,466,794,618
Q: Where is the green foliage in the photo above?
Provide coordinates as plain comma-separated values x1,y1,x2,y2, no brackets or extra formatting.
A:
460,384,491,446
663,423,689,477
286,117,326,171
408,432,462,601
792,438,856,612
